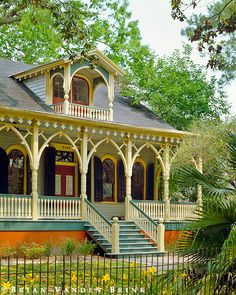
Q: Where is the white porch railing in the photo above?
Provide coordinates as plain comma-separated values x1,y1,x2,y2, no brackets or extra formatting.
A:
135,201,165,219
0,194,32,218
170,202,199,220
129,200,159,244
50,103,110,121
84,199,112,243
38,196,81,220
134,201,199,221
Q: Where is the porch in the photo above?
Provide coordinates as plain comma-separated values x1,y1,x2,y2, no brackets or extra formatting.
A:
0,194,198,221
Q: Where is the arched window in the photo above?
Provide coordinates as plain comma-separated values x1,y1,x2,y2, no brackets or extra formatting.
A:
72,77,89,105
53,75,64,103
132,162,144,200
102,158,115,201
8,149,24,194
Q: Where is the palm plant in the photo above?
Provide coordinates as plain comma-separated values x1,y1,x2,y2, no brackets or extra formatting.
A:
170,132,236,294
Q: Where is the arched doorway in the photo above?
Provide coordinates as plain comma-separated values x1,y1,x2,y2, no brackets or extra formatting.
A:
131,161,144,200
8,149,25,194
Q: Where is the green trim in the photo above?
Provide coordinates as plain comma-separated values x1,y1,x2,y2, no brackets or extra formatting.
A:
133,200,197,205
130,200,158,226
164,221,188,231
133,200,164,204
0,220,87,231
39,195,81,201
85,199,112,225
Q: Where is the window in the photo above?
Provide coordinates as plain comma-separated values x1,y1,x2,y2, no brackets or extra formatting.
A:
131,162,144,200
53,75,64,103
102,158,115,201
72,77,89,105
8,149,24,194
56,150,74,163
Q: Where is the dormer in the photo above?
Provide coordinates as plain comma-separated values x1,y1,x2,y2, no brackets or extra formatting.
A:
12,50,124,121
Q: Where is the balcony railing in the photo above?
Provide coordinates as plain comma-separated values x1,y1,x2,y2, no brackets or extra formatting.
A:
50,103,111,121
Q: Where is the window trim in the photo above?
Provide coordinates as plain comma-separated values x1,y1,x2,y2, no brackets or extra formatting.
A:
100,155,117,203
52,74,64,104
6,145,27,195
71,76,90,106
132,158,147,200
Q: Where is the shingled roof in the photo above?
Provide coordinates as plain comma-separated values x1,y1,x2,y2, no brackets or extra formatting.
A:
0,58,53,112
0,58,176,131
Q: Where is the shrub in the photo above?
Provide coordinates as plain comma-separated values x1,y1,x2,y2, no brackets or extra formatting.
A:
43,241,53,256
0,242,16,258
18,242,46,258
61,237,77,255
77,239,96,255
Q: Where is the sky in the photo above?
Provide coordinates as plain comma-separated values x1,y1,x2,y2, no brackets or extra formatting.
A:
129,0,236,115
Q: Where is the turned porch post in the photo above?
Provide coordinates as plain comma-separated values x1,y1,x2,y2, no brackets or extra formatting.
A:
31,122,39,220
63,62,71,115
125,137,132,220
80,129,88,220
163,144,170,220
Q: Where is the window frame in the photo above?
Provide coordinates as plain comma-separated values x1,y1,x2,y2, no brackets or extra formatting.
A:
71,76,89,106
6,145,27,195
52,74,64,104
100,155,117,202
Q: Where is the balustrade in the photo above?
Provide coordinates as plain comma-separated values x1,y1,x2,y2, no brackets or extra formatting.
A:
83,199,112,243
38,196,81,219
0,194,31,218
129,200,159,245
50,103,110,121
135,200,198,221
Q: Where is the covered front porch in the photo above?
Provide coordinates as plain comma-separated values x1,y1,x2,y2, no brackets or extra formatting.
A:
0,194,198,221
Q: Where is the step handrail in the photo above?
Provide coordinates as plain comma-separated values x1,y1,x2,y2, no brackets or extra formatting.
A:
84,199,112,243
129,200,159,244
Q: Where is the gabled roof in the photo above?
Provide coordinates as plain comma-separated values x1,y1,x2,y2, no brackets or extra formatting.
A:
0,57,177,132
11,49,124,81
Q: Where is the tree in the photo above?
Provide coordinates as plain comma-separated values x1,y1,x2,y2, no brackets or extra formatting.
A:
171,0,236,80
169,133,236,294
0,0,138,64
170,118,236,201
121,46,230,130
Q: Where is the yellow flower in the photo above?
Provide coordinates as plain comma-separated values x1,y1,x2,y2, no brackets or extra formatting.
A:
71,271,77,283
130,261,136,268
180,273,188,278
1,281,12,290
148,266,156,275
101,274,110,282
122,274,128,281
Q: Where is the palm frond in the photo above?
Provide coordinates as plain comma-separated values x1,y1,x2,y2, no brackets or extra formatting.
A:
228,132,236,170
177,199,236,252
176,166,236,197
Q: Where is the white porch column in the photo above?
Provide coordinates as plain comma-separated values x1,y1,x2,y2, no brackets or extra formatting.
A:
125,137,132,220
163,144,170,220
63,62,71,115
80,129,88,220
31,122,39,220
197,157,203,207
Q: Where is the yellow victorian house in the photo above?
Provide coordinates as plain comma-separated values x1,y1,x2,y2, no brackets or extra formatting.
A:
0,50,199,254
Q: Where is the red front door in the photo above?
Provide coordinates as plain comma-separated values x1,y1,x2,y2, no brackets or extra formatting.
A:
55,165,75,197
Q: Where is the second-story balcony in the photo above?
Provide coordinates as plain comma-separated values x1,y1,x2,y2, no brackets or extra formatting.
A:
50,102,111,121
